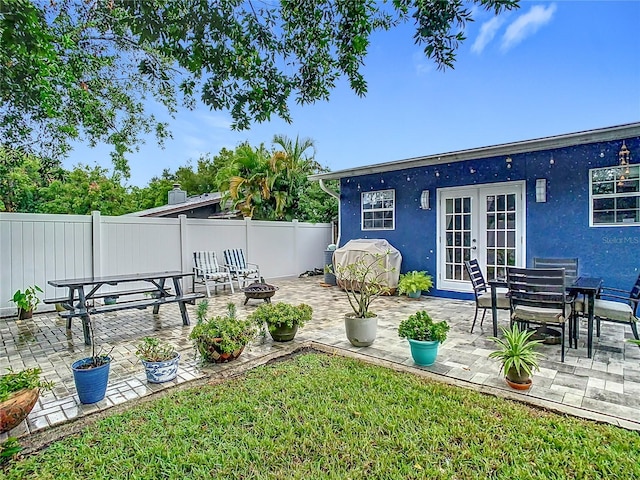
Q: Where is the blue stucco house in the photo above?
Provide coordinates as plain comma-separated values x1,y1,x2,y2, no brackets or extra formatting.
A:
311,123,640,300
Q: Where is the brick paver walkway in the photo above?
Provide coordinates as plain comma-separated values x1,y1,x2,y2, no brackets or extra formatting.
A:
2,276,639,441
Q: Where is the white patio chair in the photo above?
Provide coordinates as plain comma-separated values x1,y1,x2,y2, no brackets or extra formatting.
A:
193,251,235,297
223,248,260,288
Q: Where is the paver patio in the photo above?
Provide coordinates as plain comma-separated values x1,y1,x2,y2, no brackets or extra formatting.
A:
2,276,639,441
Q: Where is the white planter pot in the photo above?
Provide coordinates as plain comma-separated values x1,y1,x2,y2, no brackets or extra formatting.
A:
141,352,180,383
344,314,378,347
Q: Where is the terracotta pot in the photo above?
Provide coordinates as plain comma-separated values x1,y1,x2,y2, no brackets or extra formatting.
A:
505,377,532,390
195,338,245,363
18,308,33,320
0,387,40,434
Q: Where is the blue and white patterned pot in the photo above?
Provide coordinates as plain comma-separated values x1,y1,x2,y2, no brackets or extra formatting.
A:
141,352,180,383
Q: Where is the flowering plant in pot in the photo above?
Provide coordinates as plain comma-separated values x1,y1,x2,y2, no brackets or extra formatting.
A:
333,251,395,347
9,285,43,320
248,302,312,342
397,271,433,298
190,301,256,363
397,311,449,366
135,337,180,383
0,368,53,433
489,324,542,390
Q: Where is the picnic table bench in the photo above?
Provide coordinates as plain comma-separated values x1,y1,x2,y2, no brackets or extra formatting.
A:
45,271,204,345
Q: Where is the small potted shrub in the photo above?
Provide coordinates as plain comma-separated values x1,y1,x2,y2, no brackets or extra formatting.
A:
9,285,43,320
0,368,53,433
489,324,543,390
249,302,312,342
135,337,180,383
190,301,257,363
398,310,449,366
334,251,395,347
398,271,433,298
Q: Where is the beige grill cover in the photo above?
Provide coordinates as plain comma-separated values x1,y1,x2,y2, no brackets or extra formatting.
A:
333,239,402,289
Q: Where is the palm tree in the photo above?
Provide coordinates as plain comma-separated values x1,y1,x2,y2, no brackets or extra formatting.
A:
221,144,274,218
270,135,316,218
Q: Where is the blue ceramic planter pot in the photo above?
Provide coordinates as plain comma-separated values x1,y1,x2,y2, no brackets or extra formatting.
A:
407,339,440,366
141,353,180,383
72,356,111,404
407,291,421,299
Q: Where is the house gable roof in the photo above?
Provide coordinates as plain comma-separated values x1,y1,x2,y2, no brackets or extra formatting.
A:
309,122,640,181
126,192,223,217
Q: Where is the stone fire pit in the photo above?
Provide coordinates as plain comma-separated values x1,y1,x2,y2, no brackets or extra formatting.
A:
242,280,278,305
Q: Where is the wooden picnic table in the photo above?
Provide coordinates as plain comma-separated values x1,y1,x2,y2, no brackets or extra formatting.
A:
46,271,204,345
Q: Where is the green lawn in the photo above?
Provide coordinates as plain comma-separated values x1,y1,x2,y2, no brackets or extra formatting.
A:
4,353,640,479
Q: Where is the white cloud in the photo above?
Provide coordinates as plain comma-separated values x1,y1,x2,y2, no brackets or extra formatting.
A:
501,3,557,51
196,112,232,130
413,51,433,76
471,16,505,54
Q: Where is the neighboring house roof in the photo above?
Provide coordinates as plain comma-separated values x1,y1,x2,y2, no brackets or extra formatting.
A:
125,192,223,217
309,122,640,181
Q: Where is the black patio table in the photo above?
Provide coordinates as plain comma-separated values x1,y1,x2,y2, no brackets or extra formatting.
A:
488,275,603,358
47,271,203,345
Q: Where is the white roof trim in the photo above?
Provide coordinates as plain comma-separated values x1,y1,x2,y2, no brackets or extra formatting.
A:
309,123,640,181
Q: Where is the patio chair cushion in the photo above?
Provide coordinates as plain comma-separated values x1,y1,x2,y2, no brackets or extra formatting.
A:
594,299,635,323
477,291,510,309
512,304,571,324
572,297,585,314
203,271,231,280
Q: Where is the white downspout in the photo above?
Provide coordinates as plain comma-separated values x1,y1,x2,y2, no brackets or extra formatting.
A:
318,179,341,246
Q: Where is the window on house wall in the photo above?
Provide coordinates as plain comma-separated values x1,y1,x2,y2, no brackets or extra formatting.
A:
590,165,640,226
361,189,395,230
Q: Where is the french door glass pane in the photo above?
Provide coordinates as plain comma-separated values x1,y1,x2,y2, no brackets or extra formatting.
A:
485,193,517,280
445,195,472,281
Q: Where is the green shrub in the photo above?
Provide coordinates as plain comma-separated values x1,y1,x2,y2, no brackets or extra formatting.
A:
248,302,312,332
0,368,53,402
9,285,42,315
489,324,542,377
190,303,256,357
397,311,449,343
135,337,177,362
397,271,433,295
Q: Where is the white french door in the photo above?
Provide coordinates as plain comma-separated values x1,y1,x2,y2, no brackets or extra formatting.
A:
437,182,525,292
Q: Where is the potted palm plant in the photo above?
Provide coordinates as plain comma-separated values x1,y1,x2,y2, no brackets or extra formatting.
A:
9,285,43,320
248,302,312,342
190,301,257,363
135,337,180,383
0,368,53,434
489,324,543,390
397,271,433,298
333,251,395,347
398,311,449,366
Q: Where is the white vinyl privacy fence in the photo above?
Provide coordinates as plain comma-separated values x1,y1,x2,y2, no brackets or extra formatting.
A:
0,212,332,317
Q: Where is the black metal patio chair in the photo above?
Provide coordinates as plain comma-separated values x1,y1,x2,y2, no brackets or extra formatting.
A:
507,267,575,362
464,259,510,334
594,273,640,344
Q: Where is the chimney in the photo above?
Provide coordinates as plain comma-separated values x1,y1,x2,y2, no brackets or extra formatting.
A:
168,183,187,205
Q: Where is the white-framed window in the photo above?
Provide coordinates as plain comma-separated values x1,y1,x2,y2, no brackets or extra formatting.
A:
361,189,395,230
590,164,640,226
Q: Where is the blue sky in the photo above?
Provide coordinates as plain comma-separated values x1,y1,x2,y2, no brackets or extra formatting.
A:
65,1,640,188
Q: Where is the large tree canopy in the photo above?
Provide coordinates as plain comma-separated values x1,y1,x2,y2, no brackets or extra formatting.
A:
1,1,518,172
